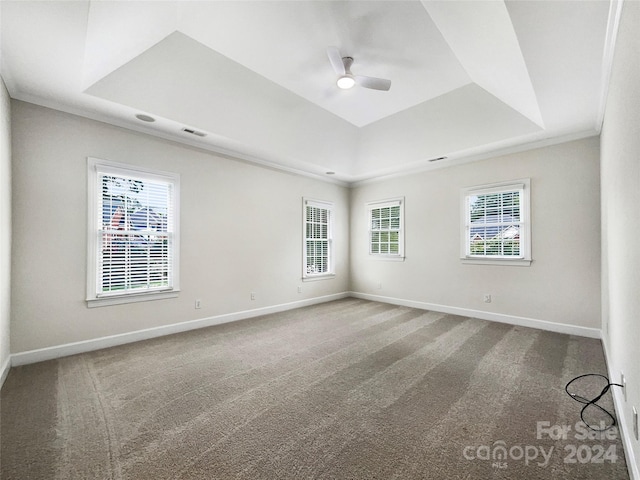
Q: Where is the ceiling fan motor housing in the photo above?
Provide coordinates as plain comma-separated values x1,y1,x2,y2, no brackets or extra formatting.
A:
342,57,354,74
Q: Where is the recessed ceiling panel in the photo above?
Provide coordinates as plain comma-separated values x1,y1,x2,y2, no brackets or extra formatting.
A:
356,83,544,177
83,1,179,89
85,31,360,176
175,0,471,127
423,0,544,128
505,0,611,133
0,1,89,96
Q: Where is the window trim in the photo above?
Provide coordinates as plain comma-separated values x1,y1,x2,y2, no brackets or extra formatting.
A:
86,157,180,307
460,178,531,266
302,198,335,281
366,197,405,261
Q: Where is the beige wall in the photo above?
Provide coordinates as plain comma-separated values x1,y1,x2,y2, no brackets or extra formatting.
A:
351,137,601,330
0,78,11,375
601,0,640,473
7,101,605,352
10,101,350,353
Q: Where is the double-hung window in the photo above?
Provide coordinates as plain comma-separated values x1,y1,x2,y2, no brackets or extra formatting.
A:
87,158,180,306
367,198,405,260
303,198,334,280
461,179,531,266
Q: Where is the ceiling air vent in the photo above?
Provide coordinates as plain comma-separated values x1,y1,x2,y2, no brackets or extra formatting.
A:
135,114,155,122
182,127,207,138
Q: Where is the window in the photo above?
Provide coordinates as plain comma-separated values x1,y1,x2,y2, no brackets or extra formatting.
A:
87,158,180,306
303,198,334,280
461,179,531,266
367,198,404,259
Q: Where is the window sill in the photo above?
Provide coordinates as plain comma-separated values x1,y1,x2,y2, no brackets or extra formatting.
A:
369,255,405,262
87,290,180,308
302,273,336,282
461,257,532,267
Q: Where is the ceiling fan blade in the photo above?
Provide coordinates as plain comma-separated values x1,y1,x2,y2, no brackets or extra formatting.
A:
327,46,346,76
355,75,391,91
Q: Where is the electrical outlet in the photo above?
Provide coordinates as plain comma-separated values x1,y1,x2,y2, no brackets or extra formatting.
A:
483,294,492,303
621,372,627,402
376,282,382,290
633,406,638,441
251,292,256,301
195,299,201,309
297,286,302,294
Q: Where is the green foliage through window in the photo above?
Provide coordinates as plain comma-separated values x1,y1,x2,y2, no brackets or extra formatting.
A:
370,204,401,255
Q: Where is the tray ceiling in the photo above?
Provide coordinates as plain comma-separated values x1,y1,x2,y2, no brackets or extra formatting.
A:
0,1,619,183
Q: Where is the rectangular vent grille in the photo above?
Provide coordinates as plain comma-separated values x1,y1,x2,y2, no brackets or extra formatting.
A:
182,128,207,137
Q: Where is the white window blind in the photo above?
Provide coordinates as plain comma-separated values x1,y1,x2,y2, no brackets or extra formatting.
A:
303,199,333,278
462,179,531,265
88,158,180,305
367,198,404,258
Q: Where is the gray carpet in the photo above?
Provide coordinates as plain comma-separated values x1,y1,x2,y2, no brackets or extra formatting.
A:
0,299,630,479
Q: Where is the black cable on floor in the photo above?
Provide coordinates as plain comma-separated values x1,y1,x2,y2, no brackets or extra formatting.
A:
565,373,623,431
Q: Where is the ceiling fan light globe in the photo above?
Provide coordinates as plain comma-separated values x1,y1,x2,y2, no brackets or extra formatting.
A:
337,75,355,89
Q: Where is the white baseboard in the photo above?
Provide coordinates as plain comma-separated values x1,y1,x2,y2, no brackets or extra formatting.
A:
10,292,350,367
0,354,11,390
349,291,602,339
602,336,639,480
7,290,601,366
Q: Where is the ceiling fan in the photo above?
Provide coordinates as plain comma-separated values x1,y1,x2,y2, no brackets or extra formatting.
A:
326,46,391,91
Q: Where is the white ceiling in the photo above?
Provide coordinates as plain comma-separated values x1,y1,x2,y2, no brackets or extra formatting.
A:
0,1,619,184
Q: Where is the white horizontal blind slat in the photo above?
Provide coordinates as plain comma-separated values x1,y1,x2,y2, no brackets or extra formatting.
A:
465,184,524,259
305,205,330,275
96,169,175,297
303,198,333,278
